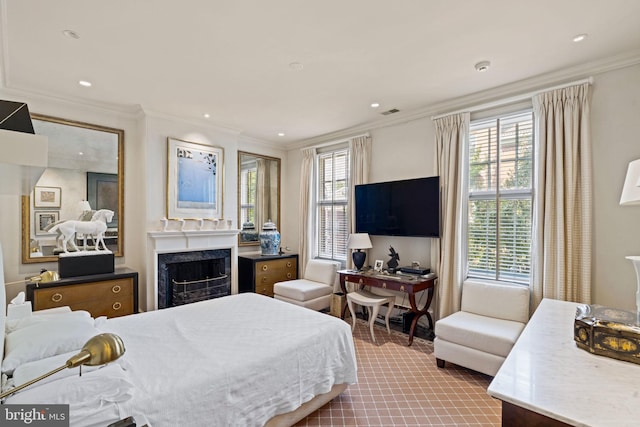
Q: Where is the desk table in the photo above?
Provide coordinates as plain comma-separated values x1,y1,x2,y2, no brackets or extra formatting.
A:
338,270,436,346
488,298,640,426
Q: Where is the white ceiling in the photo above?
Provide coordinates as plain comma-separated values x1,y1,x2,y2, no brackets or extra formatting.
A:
2,0,640,145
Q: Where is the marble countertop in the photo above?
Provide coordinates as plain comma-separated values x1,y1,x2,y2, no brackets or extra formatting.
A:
487,298,640,427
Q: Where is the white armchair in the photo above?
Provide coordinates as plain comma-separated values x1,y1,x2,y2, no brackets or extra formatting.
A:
273,259,340,311
434,280,530,376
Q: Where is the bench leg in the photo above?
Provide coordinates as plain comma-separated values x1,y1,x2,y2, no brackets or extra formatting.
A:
370,304,380,342
347,298,357,332
384,300,393,335
436,358,446,368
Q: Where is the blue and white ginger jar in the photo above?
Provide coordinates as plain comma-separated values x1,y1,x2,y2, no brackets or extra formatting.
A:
260,220,280,256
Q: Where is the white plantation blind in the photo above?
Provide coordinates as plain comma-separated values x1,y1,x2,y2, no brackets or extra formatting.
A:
467,111,533,284
240,166,256,226
316,149,350,261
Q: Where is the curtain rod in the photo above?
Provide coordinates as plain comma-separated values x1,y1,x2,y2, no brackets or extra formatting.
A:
431,76,594,120
300,132,370,151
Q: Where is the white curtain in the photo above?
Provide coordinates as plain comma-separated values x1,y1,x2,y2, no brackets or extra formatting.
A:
255,158,267,231
298,148,316,271
531,83,592,308
432,113,469,320
347,135,372,269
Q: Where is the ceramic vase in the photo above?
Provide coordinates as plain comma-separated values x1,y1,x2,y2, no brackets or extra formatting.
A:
260,220,280,256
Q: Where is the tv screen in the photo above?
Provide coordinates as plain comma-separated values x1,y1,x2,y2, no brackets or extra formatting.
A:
355,176,440,238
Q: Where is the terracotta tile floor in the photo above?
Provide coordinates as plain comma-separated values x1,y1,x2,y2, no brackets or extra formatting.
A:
294,318,501,426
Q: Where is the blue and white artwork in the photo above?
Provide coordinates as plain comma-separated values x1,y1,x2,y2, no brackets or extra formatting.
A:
176,147,217,209
167,138,224,219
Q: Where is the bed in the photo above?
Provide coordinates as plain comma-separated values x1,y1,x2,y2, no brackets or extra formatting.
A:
0,246,358,426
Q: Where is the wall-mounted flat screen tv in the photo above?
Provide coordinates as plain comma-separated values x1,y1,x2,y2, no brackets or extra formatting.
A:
355,176,440,238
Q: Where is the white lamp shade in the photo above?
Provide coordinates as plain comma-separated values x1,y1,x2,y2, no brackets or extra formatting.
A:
347,233,372,250
79,200,92,212
620,159,640,205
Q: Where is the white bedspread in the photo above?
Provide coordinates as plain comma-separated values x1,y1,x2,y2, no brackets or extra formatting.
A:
99,293,357,427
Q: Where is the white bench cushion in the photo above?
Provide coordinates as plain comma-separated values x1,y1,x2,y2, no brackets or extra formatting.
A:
304,259,339,285
273,279,332,301
461,280,530,323
434,311,526,358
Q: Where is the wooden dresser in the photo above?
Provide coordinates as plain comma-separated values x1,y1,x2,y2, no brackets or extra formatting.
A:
26,268,138,318
238,254,298,297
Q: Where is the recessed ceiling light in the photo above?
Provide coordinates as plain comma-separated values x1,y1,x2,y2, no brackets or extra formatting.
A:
289,62,304,71
370,102,380,108
78,80,92,87
474,61,491,72
277,132,285,137
573,33,588,43
62,29,80,39
78,151,84,156
203,113,210,119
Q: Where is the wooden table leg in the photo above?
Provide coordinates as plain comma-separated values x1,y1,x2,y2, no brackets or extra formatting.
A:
340,276,348,320
407,287,435,346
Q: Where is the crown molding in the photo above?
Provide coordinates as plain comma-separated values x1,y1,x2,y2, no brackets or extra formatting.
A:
286,49,640,151
237,133,285,151
141,108,242,137
0,85,141,120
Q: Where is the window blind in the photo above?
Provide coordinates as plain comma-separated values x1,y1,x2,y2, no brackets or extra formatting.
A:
467,111,533,284
316,149,350,261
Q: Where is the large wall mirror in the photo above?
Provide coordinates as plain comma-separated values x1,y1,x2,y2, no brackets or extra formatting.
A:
21,114,124,263
237,151,280,246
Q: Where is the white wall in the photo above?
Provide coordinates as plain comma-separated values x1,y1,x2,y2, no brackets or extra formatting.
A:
591,64,640,310
283,62,640,312
0,91,141,303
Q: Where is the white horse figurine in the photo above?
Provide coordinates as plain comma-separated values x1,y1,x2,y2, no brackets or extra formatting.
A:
48,209,114,253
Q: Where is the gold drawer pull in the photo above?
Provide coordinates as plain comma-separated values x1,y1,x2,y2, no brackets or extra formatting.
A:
286,273,292,279
262,265,268,271
286,262,292,267
113,302,122,310
400,285,405,292
382,282,387,288
112,285,122,293
359,279,363,284
51,293,63,303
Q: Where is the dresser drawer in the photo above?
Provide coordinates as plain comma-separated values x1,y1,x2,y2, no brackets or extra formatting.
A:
32,278,135,318
255,258,297,278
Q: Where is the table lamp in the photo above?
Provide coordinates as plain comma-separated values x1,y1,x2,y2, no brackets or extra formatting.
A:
620,159,640,320
0,333,125,400
347,233,372,271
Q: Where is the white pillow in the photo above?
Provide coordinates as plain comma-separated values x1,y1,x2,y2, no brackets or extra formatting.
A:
5,364,134,407
2,317,99,375
5,310,92,334
11,351,104,388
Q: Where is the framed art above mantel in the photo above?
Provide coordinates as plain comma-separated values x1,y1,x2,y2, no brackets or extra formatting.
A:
167,137,224,220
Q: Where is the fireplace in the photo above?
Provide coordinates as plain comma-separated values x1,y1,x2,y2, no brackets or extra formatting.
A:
147,228,239,311
157,249,231,309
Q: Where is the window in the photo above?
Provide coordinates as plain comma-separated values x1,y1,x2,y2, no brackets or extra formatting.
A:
467,111,534,284
316,148,350,261
239,165,256,226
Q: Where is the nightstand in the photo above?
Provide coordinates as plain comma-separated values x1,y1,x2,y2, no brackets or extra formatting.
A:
238,254,298,297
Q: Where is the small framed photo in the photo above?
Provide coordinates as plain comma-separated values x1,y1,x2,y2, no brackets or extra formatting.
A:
34,211,59,235
34,186,61,208
374,259,384,272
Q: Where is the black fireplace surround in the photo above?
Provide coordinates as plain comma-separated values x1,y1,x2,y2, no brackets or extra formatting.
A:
157,249,231,309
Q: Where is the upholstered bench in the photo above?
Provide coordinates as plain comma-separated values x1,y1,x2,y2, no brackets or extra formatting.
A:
434,281,530,376
274,259,340,311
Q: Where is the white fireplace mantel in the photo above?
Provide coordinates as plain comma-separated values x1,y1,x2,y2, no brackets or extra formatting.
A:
146,229,239,311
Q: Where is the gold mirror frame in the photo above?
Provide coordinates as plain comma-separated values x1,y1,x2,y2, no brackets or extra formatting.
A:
237,151,280,247
21,114,124,263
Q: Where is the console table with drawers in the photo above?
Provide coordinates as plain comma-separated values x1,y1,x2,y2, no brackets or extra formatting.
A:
238,253,298,297
26,267,138,318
